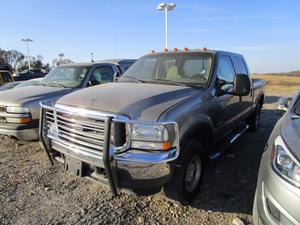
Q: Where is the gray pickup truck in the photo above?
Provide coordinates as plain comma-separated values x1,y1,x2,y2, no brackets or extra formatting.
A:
40,49,265,204
0,59,136,140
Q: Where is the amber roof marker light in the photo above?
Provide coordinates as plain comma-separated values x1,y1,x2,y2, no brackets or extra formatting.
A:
157,3,176,49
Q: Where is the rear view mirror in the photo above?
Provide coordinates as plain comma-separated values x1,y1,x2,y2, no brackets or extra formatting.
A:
115,72,121,81
233,74,251,96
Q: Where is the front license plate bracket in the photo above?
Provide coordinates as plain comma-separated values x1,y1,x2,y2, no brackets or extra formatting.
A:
64,156,83,177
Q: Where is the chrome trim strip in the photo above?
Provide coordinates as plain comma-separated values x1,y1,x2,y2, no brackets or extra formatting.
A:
0,112,30,118
115,148,179,164
49,135,103,157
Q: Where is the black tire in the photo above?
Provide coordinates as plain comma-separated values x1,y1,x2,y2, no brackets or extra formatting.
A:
247,105,262,132
163,140,205,205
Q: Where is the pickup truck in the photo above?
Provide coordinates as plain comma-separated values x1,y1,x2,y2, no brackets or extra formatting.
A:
40,49,265,204
0,59,136,141
14,69,47,81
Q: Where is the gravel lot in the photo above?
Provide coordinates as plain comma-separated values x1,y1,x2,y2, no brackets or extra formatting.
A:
0,95,281,225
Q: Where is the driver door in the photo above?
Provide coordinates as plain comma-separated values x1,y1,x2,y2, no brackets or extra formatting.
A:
214,54,241,137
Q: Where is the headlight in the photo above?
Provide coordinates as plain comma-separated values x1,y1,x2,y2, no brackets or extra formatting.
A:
130,122,178,150
272,135,300,188
6,106,30,113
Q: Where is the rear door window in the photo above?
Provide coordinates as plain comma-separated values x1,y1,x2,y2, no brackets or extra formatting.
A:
217,55,236,82
234,56,248,75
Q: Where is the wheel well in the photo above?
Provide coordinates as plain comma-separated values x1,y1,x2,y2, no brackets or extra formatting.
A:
181,123,213,155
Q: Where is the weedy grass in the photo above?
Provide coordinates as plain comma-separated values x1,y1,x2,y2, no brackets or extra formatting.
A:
252,74,300,96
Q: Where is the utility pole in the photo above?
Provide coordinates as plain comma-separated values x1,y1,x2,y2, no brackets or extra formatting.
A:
157,3,176,48
21,38,33,70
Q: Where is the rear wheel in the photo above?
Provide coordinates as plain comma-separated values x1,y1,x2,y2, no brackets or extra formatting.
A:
163,140,205,205
247,105,261,132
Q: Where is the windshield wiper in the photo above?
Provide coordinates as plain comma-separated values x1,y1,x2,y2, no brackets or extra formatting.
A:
153,79,185,86
48,82,67,88
121,76,146,83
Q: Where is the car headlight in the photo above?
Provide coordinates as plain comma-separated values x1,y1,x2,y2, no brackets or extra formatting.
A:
6,106,30,113
130,122,178,150
272,135,300,188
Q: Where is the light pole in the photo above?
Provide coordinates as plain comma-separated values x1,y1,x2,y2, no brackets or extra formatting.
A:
21,38,33,70
157,2,176,49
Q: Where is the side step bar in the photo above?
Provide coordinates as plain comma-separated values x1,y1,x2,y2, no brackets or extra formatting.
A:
209,125,249,160
227,125,249,144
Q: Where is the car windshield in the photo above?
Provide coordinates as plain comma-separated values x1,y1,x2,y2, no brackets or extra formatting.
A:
41,66,89,88
120,52,213,86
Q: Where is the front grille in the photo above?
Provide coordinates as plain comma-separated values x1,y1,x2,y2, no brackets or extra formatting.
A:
45,109,106,153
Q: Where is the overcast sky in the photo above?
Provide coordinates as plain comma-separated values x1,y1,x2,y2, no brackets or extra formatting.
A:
1,0,300,73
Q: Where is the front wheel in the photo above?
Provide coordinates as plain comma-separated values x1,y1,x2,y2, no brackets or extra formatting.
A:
247,105,261,132
163,140,205,205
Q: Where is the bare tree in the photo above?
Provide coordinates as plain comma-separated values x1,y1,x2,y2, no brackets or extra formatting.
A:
52,53,74,67
2,50,25,70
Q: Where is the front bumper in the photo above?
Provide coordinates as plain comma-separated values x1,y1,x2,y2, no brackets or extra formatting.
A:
0,121,39,140
47,137,176,191
253,153,300,225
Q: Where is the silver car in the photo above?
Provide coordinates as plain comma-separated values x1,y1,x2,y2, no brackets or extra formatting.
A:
0,60,136,141
253,93,300,225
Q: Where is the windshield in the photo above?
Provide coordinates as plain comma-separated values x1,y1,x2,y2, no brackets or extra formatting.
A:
41,66,89,88
120,52,213,86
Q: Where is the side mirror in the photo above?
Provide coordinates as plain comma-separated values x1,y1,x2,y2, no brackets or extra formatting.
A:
277,97,291,113
88,79,101,87
233,74,251,96
114,72,121,81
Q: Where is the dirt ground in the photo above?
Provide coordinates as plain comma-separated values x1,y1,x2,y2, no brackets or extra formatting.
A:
0,89,293,225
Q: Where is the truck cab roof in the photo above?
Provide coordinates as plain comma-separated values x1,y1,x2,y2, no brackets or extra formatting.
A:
60,59,137,67
146,49,244,58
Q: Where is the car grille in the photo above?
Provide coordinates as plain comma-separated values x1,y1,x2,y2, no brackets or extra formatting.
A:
45,109,106,153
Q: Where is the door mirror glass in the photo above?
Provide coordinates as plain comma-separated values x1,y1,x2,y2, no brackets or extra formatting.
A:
217,78,233,93
233,74,251,96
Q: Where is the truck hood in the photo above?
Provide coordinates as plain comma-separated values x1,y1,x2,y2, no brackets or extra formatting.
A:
281,115,300,162
0,86,73,106
56,82,200,121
